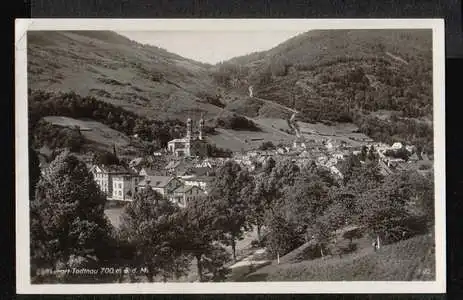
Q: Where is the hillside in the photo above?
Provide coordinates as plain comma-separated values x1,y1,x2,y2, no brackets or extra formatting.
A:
242,233,435,281
213,29,434,153
28,30,434,155
28,31,221,121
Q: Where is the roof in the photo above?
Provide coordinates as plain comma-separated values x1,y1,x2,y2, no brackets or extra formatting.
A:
92,164,133,174
173,185,203,194
129,157,143,167
184,176,215,182
140,167,162,176
168,138,189,144
140,176,176,188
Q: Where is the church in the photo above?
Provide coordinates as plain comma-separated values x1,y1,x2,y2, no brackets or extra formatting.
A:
167,116,207,157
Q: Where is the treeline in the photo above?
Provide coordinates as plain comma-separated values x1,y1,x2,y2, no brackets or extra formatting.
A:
191,141,232,158
28,89,186,149
353,113,433,155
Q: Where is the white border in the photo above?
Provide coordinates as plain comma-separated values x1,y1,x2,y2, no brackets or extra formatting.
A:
15,18,446,294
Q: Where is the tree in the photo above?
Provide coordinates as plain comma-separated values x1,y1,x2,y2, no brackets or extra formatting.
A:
183,196,230,282
283,171,331,237
246,175,267,243
31,151,113,277
29,147,41,202
265,208,302,263
259,141,276,151
93,151,120,166
208,161,252,261
264,158,301,208
200,244,232,282
118,188,189,282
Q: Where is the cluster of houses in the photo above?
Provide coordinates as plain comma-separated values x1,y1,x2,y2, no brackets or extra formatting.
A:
88,132,428,208
89,161,215,208
36,115,429,209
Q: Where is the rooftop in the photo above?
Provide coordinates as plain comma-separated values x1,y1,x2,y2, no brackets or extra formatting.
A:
139,175,175,188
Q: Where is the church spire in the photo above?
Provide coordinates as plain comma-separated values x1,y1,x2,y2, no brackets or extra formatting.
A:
186,117,192,140
198,113,205,140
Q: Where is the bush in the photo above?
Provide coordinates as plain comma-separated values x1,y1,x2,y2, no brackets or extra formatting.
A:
259,141,276,151
216,114,261,131
384,148,410,161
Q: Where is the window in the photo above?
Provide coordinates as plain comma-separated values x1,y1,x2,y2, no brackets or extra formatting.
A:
118,183,122,189
118,191,122,196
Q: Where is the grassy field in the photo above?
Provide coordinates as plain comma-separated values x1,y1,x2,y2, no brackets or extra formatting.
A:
296,120,373,147
43,116,133,153
242,233,435,282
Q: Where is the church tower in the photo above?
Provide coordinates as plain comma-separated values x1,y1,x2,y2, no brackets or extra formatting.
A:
186,117,192,140
198,114,204,140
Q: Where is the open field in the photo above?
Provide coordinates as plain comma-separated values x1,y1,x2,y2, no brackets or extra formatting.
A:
242,233,435,281
296,121,372,147
43,116,131,152
206,117,373,152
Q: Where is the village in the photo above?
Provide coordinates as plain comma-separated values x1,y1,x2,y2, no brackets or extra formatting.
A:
82,114,431,209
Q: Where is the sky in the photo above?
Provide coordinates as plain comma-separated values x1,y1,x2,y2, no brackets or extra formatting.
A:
117,31,306,64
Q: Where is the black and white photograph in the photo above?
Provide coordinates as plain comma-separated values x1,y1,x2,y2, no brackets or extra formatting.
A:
15,19,446,294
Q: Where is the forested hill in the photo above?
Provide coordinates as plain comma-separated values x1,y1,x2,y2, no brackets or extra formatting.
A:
212,29,434,153
27,31,221,121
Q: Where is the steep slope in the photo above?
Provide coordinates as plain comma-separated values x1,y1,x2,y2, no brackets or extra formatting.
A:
28,31,221,121
213,29,433,152
243,233,435,281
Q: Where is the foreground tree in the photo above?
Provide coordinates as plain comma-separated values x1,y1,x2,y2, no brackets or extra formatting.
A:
31,151,113,276
265,208,302,263
118,188,189,282
208,161,251,261
283,170,331,235
183,196,231,282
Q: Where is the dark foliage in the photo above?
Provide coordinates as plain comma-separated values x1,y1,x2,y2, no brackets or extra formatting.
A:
258,141,276,151
28,89,185,148
31,119,85,152
216,114,261,131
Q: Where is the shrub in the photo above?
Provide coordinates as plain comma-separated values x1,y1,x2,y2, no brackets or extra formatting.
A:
216,114,261,131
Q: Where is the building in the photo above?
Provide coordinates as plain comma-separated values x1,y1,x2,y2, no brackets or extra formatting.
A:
167,117,206,157
184,166,213,177
164,160,194,176
170,185,207,208
111,173,143,201
139,167,164,177
137,175,183,196
181,176,215,193
90,164,142,200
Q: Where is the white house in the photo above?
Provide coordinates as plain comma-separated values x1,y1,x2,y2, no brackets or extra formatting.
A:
111,174,143,201
182,176,215,193
90,164,138,199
